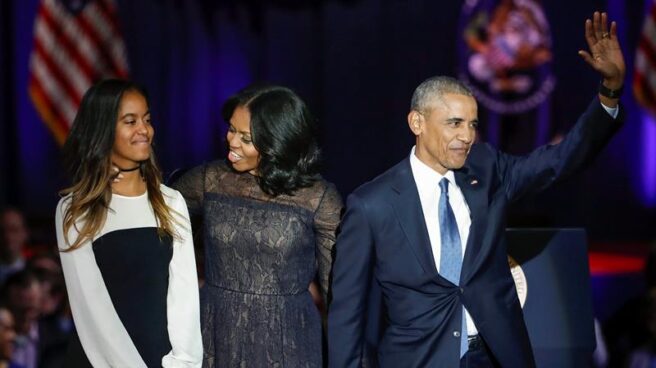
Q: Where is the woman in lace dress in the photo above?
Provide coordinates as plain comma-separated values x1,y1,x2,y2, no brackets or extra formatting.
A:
55,79,202,367
173,84,343,367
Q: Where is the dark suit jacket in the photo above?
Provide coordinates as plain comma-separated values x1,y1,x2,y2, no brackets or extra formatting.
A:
327,99,623,368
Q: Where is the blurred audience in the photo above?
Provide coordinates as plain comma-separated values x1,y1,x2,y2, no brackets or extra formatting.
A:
0,262,70,368
28,254,70,368
624,289,656,367
26,254,66,318
0,306,23,368
0,209,29,285
2,271,42,368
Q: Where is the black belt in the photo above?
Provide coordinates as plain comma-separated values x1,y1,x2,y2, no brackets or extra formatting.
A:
467,335,483,350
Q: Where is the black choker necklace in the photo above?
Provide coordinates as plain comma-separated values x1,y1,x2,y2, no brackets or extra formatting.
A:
113,163,141,172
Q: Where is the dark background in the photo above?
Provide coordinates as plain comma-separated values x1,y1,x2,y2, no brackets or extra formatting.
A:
1,1,654,260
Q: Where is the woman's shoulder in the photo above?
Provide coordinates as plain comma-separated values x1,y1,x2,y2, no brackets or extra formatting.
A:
159,184,193,224
55,193,73,216
204,159,233,177
314,177,343,206
292,177,342,209
307,176,339,195
56,192,73,204
160,183,184,204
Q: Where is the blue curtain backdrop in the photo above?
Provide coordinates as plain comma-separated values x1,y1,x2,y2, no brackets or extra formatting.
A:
1,0,654,243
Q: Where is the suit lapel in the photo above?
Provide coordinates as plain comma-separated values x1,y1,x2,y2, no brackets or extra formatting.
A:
455,167,488,284
389,160,441,278
387,159,491,285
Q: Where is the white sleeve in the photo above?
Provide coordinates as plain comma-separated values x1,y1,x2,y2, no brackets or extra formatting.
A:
55,198,146,368
161,191,203,367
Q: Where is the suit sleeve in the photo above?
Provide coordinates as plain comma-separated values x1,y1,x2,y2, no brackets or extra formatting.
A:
162,190,203,367
496,99,624,201
328,193,375,368
55,198,147,368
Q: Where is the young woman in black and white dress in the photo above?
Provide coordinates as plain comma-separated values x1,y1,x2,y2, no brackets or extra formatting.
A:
54,79,202,367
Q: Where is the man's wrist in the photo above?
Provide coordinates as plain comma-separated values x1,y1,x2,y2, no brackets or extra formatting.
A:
598,80,623,99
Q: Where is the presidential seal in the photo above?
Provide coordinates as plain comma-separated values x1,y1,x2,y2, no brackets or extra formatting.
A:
458,0,555,114
508,256,527,308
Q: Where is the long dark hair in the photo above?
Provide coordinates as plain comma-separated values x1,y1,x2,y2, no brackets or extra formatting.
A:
60,79,177,250
222,84,321,196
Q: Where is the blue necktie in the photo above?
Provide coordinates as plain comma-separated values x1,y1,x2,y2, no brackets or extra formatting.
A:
438,178,468,357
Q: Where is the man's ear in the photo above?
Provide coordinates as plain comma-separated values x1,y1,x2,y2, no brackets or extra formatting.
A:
407,110,422,136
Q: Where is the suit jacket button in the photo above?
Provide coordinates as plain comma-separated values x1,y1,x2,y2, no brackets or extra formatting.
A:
459,287,464,293
453,331,461,338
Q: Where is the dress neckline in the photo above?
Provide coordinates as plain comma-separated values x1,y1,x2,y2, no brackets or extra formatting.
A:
112,191,148,199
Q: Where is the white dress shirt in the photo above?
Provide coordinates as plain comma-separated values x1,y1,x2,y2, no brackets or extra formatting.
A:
407,102,619,338
409,146,478,336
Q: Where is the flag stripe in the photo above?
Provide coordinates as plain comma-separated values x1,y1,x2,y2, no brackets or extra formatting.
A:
92,0,129,75
93,0,123,41
634,0,656,115
45,0,116,77
635,53,656,96
31,52,78,123
638,35,656,71
38,1,96,85
75,11,120,77
99,0,118,13
29,76,71,145
34,9,93,100
635,70,656,115
28,0,130,144
79,3,129,76
32,39,83,106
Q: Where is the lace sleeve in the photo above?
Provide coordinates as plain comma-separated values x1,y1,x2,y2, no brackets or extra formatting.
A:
171,164,206,216
313,182,343,303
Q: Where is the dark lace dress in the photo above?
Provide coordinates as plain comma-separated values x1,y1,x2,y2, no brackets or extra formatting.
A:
173,161,343,368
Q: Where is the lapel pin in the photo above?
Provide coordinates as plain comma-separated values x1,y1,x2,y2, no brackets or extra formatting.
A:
470,179,478,185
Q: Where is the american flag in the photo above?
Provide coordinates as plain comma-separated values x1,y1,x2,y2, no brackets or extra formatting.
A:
634,0,656,116
28,0,129,145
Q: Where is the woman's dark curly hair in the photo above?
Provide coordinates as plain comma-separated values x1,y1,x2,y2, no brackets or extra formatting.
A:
222,84,321,196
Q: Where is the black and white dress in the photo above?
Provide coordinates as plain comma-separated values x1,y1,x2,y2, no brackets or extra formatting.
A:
55,185,202,368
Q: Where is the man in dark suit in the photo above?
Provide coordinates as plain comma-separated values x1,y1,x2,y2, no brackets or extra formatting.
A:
328,12,625,368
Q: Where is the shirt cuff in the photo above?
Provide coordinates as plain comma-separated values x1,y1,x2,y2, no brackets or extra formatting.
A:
601,103,619,119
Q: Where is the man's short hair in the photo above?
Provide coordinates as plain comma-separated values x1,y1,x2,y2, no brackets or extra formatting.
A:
410,76,473,113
